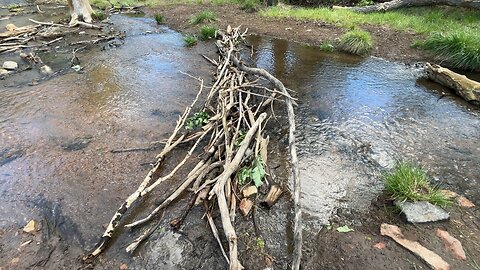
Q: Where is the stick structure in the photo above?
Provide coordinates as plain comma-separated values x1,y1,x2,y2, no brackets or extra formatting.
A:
84,26,302,269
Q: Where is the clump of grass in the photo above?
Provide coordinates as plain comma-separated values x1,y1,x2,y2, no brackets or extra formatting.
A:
338,29,373,55
154,13,164,24
183,34,197,47
240,0,259,12
356,0,374,7
419,31,480,70
189,10,216,25
200,25,217,40
92,10,107,21
384,162,451,208
320,41,335,52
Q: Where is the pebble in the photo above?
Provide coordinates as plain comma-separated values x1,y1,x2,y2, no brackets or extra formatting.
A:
2,61,18,70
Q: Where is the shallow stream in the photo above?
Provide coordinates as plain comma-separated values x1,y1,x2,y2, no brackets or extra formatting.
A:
1,13,479,268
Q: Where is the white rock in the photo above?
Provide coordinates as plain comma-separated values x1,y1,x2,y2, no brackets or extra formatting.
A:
0,68,9,75
40,65,53,75
2,61,18,70
396,200,449,223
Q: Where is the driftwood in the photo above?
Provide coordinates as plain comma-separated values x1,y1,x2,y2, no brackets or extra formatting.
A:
337,0,480,13
260,184,284,208
381,223,450,270
84,26,302,269
425,63,480,105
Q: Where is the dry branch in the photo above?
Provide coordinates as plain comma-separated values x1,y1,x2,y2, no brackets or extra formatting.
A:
84,26,302,269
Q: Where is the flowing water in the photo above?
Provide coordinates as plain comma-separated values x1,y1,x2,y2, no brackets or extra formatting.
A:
246,36,480,225
0,13,479,269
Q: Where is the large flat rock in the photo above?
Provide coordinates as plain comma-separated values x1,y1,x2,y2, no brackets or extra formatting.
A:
396,201,449,223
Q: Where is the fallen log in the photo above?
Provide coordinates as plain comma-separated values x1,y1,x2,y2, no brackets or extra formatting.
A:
425,63,480,105
337,0,480,13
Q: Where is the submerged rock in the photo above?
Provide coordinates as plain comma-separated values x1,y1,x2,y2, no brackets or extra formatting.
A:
2,61,18,70
61,136,93,151
395,201,449,223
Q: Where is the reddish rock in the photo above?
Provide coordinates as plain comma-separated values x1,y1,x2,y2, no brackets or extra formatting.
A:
436,229,467,260
440,189,458,199
457,196,475,208
240,198,253,216
120,263,128,270
373,242,386,250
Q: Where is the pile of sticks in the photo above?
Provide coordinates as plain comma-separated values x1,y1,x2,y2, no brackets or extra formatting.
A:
84,26,302,270
0,18,115,54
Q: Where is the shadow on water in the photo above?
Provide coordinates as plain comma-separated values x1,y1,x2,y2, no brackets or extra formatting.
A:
247,36,480,226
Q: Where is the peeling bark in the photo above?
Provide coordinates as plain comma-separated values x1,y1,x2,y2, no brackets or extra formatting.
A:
68,0,94,25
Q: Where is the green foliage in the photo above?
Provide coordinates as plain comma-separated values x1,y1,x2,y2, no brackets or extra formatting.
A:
260,6,480,36
185,111,209,129
338,29,373,55
336,225,354,233
189,10,216,24
320,41,335,52
384,162,451,208
419,31,480,70
8,4,23,12
238,156,266,187
154,13,164,24
234,130,247,148
183,35,198,46
92,11,107,20
256,237,265,249
200,25,217,40
240,0,259,12
356,0,374,7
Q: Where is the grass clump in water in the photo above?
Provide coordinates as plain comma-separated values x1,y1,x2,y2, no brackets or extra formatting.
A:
338,29,373,55
189,10,216,25
419,31,480,70
183,35,197,47
92,10,107,20
200,25,217,40
320,41,335,52
384,162,451,208
154,13,164,24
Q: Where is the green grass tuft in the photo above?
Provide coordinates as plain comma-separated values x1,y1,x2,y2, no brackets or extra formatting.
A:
154,13,164,24
189,10,216,25
338,29,373,55
384,162,451,208
320,41,335,52
200,25,217,40
183,35,197,47
357,0,374,7
240,0,259,12
419,31,480,70
92,10,107,21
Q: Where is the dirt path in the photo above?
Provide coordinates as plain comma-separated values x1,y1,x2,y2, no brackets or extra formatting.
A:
146,3,431,64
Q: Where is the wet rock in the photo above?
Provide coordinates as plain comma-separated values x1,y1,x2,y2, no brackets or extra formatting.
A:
395,201,449,223
2,61,18,70
61,136,93,151
436,229,466,260
6,23,17,31
242,185,257,198
23,220,37,234
0,68,9,75
457,196,475,208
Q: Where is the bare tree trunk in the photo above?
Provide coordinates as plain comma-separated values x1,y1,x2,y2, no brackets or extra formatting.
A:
68,0,94,25
341,0,480,12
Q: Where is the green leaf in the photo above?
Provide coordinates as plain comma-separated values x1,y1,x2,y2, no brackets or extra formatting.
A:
336,225,354,233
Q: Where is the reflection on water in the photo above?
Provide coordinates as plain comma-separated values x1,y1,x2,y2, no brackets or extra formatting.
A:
248,36,480,225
